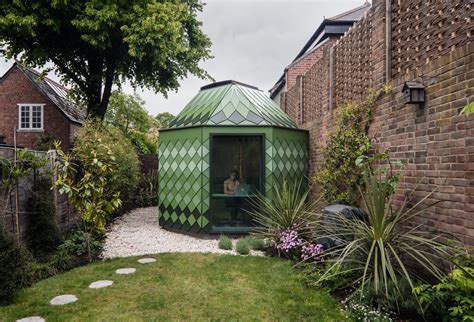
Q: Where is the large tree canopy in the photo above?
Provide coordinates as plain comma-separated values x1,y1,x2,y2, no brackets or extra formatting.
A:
0,0,212,119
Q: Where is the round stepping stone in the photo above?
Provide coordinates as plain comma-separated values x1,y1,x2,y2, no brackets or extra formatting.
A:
138,258,156,264
89,280,114,289
50,294,78,305
115,268,136,275
16,317,45,322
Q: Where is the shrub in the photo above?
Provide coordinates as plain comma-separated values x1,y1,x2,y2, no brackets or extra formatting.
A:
133,171,158,207
244,236,265,251
236,239,250,255
0,225,33,304
218,235,233,250
49,247,74,272
72,121,140,211
414,254,474,322
315,86,391,205
25,178,62,261
250,180,320,251
61,228,103,258
316,162,455,302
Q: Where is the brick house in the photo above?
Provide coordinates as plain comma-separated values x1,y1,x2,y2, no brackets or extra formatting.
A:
269,1,371,107
0,63,85,150
272,0,473,246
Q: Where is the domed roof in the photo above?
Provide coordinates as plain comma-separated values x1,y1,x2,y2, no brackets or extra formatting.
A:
168,80,297,129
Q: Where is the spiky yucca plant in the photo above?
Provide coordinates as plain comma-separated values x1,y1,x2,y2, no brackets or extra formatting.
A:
317,170,454,300
249,179,321,245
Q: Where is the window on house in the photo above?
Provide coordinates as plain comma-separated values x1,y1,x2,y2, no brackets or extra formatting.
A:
18,104,44,130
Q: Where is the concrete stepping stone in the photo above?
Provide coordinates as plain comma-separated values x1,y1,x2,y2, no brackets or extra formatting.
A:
16,317,45,322
138,258,156,264
50,294,78,305
115,268,136,275
89,280,114,289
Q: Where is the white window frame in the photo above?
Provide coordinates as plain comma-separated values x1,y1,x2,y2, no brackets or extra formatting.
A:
17,104,44,131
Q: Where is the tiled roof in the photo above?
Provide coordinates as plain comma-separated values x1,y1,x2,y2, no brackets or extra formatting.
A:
269,2,371,98
16,63,86,124
168,80,298,129
327,1,371,21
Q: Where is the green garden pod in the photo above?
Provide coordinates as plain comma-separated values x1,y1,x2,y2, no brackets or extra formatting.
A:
158,80,308,233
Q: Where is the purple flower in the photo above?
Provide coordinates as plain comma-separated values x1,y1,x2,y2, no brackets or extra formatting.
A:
301,243,324,262
276,228,304,252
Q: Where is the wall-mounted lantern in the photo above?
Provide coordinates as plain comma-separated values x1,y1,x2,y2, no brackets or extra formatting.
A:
402,82,425,104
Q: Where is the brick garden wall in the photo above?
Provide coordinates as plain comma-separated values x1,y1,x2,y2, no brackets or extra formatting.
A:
279,0,473,245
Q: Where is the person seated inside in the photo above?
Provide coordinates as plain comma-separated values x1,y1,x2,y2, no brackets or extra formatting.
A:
224,170,239,195
223,170,240,222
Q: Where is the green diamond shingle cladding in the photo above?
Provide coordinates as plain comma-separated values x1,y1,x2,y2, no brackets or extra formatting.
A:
158,127,209,232
168,81,298,129
158,80,308,233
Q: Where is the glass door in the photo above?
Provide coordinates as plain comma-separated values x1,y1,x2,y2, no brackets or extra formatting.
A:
209,134,263,232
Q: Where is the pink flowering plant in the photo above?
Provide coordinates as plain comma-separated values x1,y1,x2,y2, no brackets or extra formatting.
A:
275,225,324,262
249,180,321,258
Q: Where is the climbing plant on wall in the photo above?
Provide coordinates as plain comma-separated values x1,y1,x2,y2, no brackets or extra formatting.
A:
315,85,392,205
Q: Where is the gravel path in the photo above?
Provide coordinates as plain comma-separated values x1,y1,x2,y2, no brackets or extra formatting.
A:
102,207,262,258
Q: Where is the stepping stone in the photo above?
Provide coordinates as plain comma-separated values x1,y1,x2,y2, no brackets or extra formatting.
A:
50,294,78,305
115,268,136,275
16,317,45,322
138,258,156,264
89,280,114,289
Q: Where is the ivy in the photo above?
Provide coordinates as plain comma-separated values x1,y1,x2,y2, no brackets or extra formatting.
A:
315,85,391,205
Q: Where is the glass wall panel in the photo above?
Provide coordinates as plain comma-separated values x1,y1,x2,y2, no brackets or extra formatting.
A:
210,135,263,232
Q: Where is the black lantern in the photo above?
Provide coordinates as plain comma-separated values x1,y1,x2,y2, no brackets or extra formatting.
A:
402,82,425,104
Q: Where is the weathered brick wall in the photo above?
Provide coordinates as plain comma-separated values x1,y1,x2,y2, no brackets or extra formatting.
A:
280,0,473,245
334,10,374,107
286,38,338,90
0,65,75,150
281,77,301,124
370,43,473,246
392,0,471,78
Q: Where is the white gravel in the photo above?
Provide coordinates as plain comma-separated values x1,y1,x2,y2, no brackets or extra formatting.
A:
101,207,263,258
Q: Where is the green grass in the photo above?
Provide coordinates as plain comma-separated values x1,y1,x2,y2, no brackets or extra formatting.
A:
0,253,346,321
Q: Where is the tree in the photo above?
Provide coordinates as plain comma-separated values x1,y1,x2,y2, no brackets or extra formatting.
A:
0,0,212,119
105,90,155,133
105,90,159,153
156,112,175,128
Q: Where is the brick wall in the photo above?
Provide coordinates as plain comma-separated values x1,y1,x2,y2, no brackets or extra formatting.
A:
0,66,75,150
392,0,471,78
286,38,338,89
280,0,473,245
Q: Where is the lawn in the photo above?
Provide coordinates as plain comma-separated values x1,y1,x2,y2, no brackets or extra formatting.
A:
0,253,346,321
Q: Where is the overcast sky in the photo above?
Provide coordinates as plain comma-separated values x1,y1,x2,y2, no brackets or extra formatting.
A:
0,0,366,116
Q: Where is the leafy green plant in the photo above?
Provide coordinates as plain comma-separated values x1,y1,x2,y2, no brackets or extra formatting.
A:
49,247,74,272
414,254,474,322
0,224,33,304
25,178,62,261
60,228,103,258
316,159,454,302
460,102,474,115
244,236,266,251
250,180,320,248
315,85,391,204
72,121,140,212
236,239,250,255
218,235,233,250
